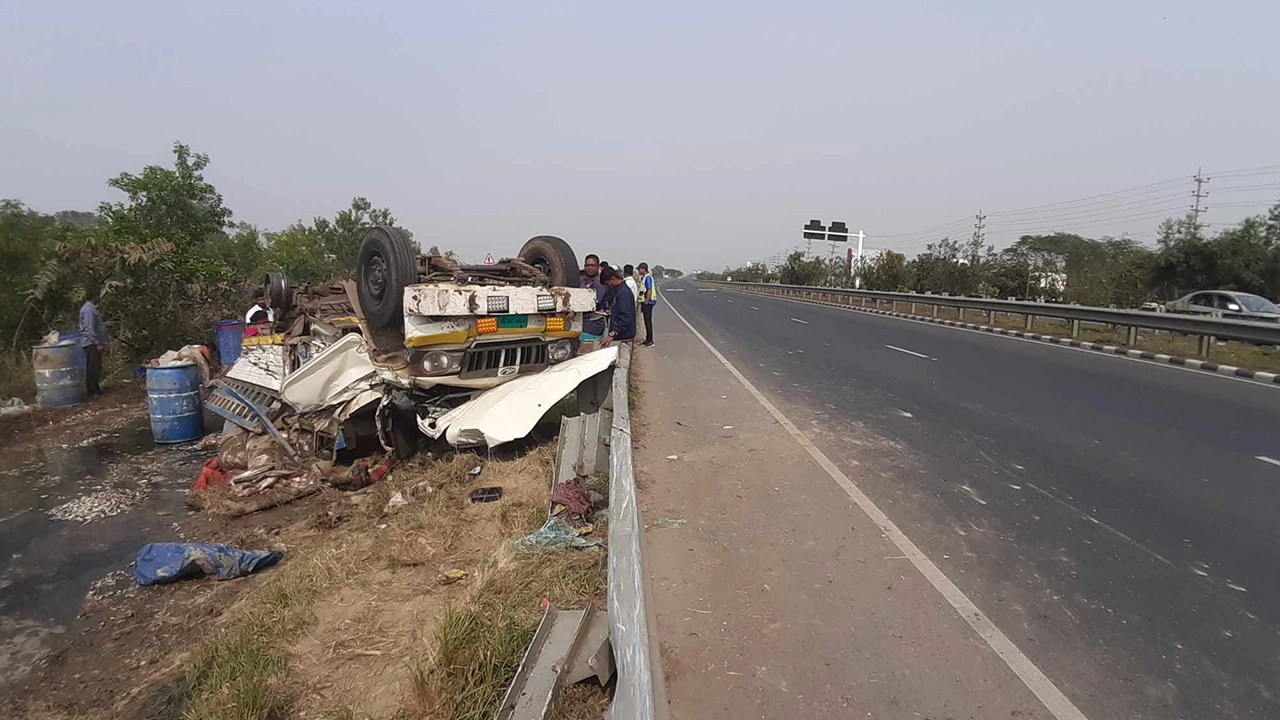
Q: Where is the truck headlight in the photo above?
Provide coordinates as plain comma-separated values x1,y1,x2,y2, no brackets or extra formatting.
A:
415,350,463,376
548,339,573,362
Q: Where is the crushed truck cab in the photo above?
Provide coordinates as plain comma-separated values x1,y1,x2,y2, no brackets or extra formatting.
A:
400,283,597,389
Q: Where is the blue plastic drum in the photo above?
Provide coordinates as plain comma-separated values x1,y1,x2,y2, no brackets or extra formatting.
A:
146,362,204,443
57,331,87,375
215,319,245,367
32,343,85,408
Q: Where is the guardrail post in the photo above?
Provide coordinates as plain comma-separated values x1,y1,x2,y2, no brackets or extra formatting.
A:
1070,319,1080,338
1126,326,1137,346
931,304,938,317
1197,334,1214,357
910,301,917,314
1024,314,1034,331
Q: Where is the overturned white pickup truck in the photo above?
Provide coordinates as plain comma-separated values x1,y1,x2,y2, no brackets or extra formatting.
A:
210,228,607,458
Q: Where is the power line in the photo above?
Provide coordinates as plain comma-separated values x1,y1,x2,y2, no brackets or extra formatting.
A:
1204,163,1280,177
982,190,1191,225
984,176,1188,216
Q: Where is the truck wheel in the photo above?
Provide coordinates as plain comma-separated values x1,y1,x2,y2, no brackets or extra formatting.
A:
264,272,290,314
518,235,578,287
358,226,417,329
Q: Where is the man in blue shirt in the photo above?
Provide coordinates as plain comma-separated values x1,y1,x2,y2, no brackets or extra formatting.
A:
601,267,635,346
580,254,607,348
78,288,108,397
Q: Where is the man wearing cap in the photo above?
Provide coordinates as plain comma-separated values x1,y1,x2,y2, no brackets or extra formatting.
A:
637,263,657,347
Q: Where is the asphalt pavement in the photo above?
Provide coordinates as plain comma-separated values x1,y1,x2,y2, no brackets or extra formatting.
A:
651,280,1280,720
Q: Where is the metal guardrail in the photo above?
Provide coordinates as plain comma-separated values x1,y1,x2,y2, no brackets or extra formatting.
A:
606,344,665,720
703,281,1280,353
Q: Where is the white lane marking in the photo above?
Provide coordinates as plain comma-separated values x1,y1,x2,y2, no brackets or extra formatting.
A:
885,344,929,359
666,288,685,292
1255,455,1280,468
789,317,809,324
663,293,1090,720
697,288,717,292
727,299,733,303
750,306,759,311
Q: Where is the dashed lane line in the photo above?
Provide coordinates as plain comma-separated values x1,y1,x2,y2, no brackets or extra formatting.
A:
885,344,930,359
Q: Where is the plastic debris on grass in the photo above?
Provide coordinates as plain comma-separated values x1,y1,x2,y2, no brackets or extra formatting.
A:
513,517,604,550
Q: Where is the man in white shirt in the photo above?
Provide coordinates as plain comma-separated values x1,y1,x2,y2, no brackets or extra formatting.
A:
623,264,639,299
245,296,275,325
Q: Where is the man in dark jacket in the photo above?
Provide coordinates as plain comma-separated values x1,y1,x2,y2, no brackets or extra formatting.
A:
601,267,635,346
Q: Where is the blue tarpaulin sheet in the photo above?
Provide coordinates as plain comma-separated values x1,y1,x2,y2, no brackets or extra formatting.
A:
134,542,284,585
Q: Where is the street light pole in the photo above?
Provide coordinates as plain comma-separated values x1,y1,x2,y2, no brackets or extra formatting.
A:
854,229,865,288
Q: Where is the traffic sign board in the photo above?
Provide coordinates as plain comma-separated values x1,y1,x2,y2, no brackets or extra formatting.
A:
483,253,496,265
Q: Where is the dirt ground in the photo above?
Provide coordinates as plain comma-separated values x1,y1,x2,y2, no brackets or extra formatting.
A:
1,389,613,720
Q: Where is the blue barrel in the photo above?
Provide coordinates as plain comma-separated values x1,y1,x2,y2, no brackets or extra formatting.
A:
32,343,85,408
146,363,204,443
215,319,245,366
58,331,87,375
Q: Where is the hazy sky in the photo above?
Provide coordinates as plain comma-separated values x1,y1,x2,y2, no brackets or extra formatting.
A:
3,1,1278,271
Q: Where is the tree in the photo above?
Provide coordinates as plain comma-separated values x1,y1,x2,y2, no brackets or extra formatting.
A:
426,245,459,262
779,251,826,286
1,200,64,347
858,250,912,291
665,268,684,278
261,197,403,284
98,142,232,260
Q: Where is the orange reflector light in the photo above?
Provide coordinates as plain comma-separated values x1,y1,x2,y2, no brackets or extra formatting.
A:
545,316,566,331
476,317,498,334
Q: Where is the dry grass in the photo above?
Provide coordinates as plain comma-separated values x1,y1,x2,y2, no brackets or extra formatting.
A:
154,439,614,720
410,550,608,720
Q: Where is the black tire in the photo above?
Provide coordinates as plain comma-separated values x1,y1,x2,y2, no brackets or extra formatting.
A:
357,226,417,329
518,235,578,287
264,272,290,314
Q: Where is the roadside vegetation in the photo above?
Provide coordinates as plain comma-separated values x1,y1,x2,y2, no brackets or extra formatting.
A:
702,202,1280,311
0,142,421,398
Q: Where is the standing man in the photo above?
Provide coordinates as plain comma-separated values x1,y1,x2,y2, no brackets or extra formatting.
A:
580,254,608,351
623,264,639,301
637,262,657,347
79,288,108,398
600,267,635,346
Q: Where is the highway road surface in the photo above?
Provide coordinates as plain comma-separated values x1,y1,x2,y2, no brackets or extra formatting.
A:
642,279,1280,720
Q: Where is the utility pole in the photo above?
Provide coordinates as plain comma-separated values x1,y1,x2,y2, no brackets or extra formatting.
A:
1191,167,1210,226
973,210,987,245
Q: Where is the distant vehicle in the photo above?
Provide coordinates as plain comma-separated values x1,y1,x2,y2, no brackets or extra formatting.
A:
1164,290,1280,322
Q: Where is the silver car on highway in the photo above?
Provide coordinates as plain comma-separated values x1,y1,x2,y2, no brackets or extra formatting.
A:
1165,290,1280,322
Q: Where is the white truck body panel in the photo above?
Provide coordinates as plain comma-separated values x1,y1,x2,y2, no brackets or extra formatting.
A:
402,284,596,316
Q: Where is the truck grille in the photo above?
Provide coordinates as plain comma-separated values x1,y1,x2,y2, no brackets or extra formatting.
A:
459,340,549,379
